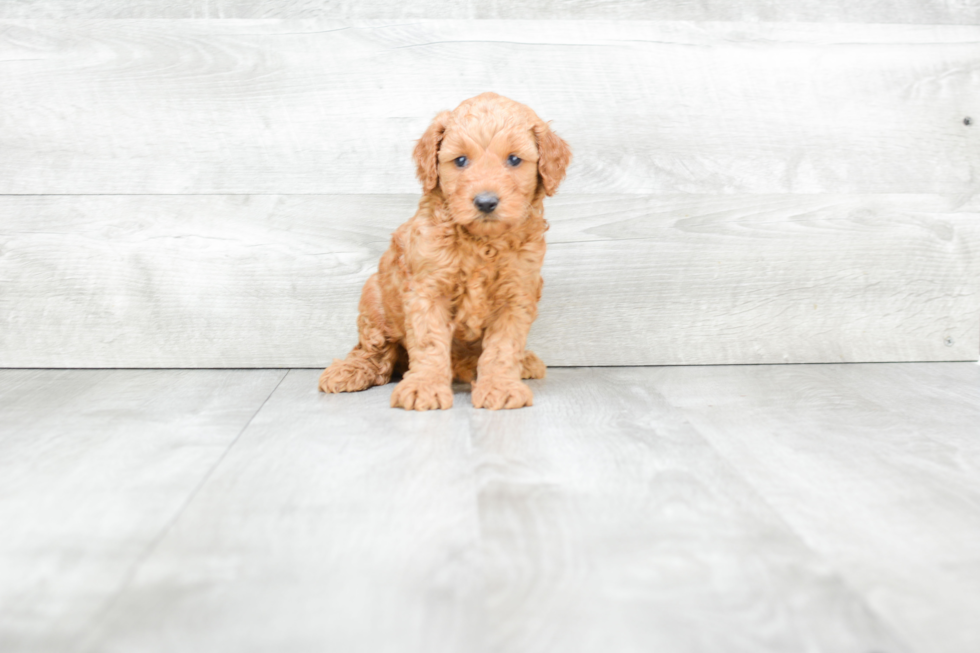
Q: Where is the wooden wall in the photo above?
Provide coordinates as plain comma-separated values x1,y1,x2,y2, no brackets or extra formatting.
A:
1,11,978,367
3,2,978,22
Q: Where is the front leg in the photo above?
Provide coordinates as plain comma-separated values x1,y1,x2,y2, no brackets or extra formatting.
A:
472,283,539,410
390,289,454,411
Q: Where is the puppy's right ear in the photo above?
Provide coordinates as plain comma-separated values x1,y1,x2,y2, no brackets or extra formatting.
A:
413,110,451,194
533,120,572,197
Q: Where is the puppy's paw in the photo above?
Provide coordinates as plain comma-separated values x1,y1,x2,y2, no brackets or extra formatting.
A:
319,359,382,393
472,378,533,410
521,351,547,380
390,375,453,411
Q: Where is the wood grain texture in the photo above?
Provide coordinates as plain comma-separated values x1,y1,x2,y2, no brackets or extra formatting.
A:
1,193,976,367
651,362,980,653
80,369,483,653
0,20,977,195
6,365,980,651
0,369,286,653
471,367,908,653
1,0,978,23
77,368,910,653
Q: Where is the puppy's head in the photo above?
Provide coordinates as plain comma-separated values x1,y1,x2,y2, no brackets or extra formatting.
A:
413,92,571,237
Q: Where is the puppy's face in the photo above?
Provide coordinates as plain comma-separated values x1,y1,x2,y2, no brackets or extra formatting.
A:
437,124,540,237
414,93,571,238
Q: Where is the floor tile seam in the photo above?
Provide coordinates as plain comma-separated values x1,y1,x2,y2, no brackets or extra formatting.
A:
70,368,290,653
465,396,500,649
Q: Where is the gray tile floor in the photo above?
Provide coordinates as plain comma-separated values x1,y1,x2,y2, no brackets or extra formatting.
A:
2,364,979,653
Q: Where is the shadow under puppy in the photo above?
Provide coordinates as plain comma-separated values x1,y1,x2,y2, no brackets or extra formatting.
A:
319,92,571,410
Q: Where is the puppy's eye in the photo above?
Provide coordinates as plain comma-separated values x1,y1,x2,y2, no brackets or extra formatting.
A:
507,154,522,167
454,156,468,168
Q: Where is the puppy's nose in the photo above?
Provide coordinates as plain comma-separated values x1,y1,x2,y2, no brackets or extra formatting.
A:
473,192,499,214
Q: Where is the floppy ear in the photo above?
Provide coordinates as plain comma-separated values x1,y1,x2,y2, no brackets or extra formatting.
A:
413,110,451,194
533,120,572,196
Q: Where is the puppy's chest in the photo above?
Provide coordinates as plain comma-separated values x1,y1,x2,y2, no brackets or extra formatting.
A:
450,249,508,342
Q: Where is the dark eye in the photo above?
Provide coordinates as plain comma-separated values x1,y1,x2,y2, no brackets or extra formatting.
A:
454,156,468,168
507,154,522,167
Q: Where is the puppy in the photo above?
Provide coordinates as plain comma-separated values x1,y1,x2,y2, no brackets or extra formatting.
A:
318,92,571,410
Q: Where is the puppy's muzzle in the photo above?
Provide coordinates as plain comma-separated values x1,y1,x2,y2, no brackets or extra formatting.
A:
473,192,499,214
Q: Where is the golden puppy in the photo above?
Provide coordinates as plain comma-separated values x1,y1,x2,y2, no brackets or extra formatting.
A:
318,92,571,410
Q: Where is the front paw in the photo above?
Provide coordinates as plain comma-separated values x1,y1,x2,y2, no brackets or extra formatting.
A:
472,378,533,410
390,375,453,411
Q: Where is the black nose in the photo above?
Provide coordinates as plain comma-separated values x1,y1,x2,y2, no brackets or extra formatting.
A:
473,192,499,214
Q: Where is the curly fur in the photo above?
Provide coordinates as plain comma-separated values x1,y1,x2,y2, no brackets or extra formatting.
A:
319,92,571,410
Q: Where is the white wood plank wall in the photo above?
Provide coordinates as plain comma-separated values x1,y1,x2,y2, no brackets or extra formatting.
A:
2,1,978,23
0,17,978,367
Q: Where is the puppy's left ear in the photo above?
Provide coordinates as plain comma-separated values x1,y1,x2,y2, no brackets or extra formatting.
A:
413,110,451,194
533,120,572,196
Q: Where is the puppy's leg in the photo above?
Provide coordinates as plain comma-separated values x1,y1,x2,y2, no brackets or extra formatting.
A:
319,274,397,393
456,345,539,382
472,286,538,410
390,289,454,411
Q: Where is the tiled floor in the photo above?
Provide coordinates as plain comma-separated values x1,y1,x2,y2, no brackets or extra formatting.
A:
2,363,979,653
